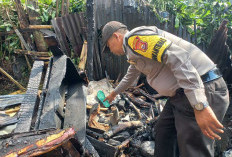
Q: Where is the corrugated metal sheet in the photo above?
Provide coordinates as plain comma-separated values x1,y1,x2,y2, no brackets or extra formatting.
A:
51,12,86,57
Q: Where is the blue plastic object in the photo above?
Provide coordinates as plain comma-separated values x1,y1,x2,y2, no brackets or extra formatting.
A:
97,90,110,108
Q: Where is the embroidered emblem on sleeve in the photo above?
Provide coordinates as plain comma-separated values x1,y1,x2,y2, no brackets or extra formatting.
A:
133,36,148,52
128,35,172,62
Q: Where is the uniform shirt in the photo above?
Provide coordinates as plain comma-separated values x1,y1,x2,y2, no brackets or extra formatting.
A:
114,26,216,107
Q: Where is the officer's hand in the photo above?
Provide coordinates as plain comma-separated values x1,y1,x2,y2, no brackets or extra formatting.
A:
194,106,224,140
104,91,117,104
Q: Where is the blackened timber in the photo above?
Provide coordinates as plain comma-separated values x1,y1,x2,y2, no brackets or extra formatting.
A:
39,56,67,130
34,58,53,130
0,94,24,110
63,58,86,144
64,83,86,144
85,137,100,157
86,0,94,81
14,61,44,133
0,128,75,157
0,115,18,128
87,135,116,157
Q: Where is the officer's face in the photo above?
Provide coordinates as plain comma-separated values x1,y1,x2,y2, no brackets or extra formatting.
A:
107,33,125,56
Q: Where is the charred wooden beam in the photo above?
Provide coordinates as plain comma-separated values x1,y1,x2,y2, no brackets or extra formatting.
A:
104,121,143,139
136,88,157,103
0,114,18,128
1,128,75,157
86,0,95,80
14,61,44,133
0,94,24,110
120,93,142,120
34,58,53,130
124,92,153,108
64,59,86,144
87,135,116,157
61,141,81,157
39,56,67,130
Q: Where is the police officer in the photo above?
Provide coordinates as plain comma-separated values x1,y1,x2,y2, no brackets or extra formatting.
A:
102,21,229,157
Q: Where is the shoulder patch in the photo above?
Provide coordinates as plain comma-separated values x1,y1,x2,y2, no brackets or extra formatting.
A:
127,35,172,62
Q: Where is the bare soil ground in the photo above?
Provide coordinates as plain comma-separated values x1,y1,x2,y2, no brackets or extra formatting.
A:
0,61,28,95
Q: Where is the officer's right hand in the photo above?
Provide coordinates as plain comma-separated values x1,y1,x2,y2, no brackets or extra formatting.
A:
104,91,117,104
194,106,224,140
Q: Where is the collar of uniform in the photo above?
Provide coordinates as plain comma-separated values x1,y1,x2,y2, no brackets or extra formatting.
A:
123,31,130,54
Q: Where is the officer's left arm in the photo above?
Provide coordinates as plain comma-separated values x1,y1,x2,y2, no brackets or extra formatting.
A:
163,43,224,140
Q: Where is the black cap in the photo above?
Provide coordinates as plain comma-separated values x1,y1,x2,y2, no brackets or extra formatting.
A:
101,21,127,53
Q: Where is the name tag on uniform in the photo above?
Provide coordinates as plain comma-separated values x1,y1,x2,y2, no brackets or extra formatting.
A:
127,35,172,63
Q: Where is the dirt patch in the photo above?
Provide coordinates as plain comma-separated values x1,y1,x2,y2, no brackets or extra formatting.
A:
0,61,28,95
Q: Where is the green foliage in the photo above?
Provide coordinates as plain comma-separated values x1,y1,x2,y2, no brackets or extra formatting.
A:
70,0,86,13
147,0,232,50
0,0,86,63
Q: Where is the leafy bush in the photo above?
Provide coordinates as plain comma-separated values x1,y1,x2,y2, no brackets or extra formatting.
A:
0,0,86,62
147,0,232,50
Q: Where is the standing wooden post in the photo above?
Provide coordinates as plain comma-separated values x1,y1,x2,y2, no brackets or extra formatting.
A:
86,0,95,81
27,0,47,52
66,0,70,15
56,0,60,17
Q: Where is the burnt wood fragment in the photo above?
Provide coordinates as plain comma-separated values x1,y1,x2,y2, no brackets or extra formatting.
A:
39,56,67,130
124,92,153,108
121,93,142,120
87,135,116,157
0,94,24,110
0,114,18,128
14,61,44,133
61,141,81,157
34,58,53,130
64,59,86,144
104,121,143,139
84,137,100,157
0,128,75,157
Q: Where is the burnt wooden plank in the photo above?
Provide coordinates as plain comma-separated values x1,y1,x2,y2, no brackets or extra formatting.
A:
0,115,18,128
85,138,100,157
39,55,67,130
57,58,86,144
64,83,86,144
87,135,117,157
34,58,53,130
0,95,24,110
86,0,95,81
14,61,44,133
0,128,75,157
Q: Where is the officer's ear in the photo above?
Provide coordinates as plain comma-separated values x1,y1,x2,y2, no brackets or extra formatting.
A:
112,32,120,39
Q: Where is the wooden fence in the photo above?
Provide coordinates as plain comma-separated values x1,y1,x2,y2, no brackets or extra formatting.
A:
86,0,205,81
